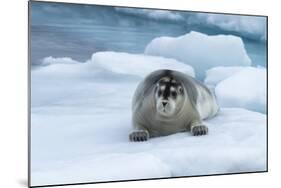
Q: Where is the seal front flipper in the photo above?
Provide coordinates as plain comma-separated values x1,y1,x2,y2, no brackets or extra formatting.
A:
190,121,208,136
129,129,149,142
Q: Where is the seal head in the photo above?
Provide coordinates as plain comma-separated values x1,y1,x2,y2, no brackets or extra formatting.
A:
155,76,185,117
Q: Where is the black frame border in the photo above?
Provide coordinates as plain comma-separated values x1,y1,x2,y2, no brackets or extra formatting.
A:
28,0,269,187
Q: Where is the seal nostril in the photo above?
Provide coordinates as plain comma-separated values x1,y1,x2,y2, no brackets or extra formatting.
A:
162,102,167,106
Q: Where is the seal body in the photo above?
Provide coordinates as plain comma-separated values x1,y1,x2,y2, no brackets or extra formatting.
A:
130,69,219,142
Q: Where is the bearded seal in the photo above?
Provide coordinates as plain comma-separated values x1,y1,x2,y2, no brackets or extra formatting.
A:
129,69,219,142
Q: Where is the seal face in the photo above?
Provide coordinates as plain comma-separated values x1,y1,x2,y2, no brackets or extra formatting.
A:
155,76,184,117
130,69,219,142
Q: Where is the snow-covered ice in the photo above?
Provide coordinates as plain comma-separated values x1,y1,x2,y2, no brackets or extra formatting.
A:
31,52,266,186
215,67,266,113
145,31,251,78
31,52,195,107
31,106,266,186
92,51,195,78
204,66,248,87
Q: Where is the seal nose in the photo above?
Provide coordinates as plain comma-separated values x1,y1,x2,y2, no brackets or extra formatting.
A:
162,102,167,107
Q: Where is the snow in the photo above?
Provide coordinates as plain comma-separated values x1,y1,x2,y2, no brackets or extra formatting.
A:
215,67,267,113
144,31,251,78
31,52,266,186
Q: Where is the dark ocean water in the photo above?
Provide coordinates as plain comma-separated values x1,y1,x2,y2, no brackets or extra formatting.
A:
30,24,266,68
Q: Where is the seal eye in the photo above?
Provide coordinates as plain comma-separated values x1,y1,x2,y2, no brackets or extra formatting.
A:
178,86,183,94
171,91,177,98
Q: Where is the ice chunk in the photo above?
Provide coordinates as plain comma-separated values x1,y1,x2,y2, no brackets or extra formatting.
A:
205,66,247,86
215,67,266,113
92,51,195,77
35,51,196,80
145,31,251,78
41,56,81,66
193,14,267,41
31,51,195,107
